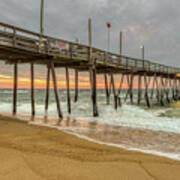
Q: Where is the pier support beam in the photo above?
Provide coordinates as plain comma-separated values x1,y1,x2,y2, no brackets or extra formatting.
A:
30,63,35,116
155,76,161,104
125,74,134,104
117,74,124,107
90,67,98,117
13,62,18,115
160,76,165,106
50,62,63,119
169,78,173,101
163,77,170,104
175,78,179,100
74,70,79,103
111,74,118,110
150,74,156,99
45,65,50,114
144,74,151,108
137,75,142,105
104,74,110,105
178,79,180,100
172,78,176,100
129,74,134,104
66,67,71,114
124,74,130,102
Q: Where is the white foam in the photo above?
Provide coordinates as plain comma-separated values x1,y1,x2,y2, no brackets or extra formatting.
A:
0,100,180,133
29,121,180,161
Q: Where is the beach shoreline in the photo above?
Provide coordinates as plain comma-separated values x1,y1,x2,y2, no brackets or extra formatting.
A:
0,114,180,180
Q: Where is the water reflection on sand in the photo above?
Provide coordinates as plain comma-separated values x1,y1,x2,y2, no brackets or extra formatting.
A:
2,112,180,160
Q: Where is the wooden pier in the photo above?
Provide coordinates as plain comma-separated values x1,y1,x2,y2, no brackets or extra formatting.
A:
0,21,180,118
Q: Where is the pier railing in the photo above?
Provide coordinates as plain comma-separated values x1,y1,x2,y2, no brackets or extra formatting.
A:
0,22,180,75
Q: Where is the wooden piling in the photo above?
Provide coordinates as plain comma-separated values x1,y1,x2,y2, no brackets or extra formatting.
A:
66,67,71,114
13,62,18,115
104,73,110,105
160,76,165,105
50,62,63,119
91,67,98,117
137,75,142,105
178,79,180,99
111,74,118,110
74,70,79,102
155,76,160,103
144,74,151,107
169,78,173,101
150,74,156,99
117,74,124,106
88,18,98,116
175,78,178,100
164,77,170,103
129,74,134,104
172,78,176,100
124,74,134,104
30,62,35,116
45,65,50,113
124,74,130,102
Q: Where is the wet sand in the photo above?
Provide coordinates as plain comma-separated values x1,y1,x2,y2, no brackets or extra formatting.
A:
171,101,180,108
0,115,180,180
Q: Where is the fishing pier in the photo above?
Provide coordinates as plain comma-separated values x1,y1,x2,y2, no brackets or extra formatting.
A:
0,21,180,118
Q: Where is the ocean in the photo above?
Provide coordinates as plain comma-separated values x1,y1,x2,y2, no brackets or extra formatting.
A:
0,88,180,160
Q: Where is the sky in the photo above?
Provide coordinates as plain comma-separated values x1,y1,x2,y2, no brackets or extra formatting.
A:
0,0,180,88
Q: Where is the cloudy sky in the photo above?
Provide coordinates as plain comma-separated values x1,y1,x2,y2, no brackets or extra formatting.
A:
0,0,180,88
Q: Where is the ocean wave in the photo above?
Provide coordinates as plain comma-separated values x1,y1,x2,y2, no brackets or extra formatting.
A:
0,100,179,134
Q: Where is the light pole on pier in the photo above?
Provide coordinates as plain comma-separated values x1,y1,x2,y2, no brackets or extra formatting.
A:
40,0,44,36
106,22,111,52
88,18,92,47
140,45,145,69
120,31,123,55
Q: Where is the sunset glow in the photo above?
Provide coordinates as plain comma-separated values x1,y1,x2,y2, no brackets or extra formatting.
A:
0,73,133,89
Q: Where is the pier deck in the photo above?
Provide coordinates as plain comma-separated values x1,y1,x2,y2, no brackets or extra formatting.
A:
0,21,179,118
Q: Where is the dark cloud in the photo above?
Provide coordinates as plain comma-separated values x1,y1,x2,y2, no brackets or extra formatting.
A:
0,0,180,68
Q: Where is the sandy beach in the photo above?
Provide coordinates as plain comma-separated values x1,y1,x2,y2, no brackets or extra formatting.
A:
0,115,179,180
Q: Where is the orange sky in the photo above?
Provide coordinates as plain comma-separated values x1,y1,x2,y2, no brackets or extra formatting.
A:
0,67,152,90
0,73,137,89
